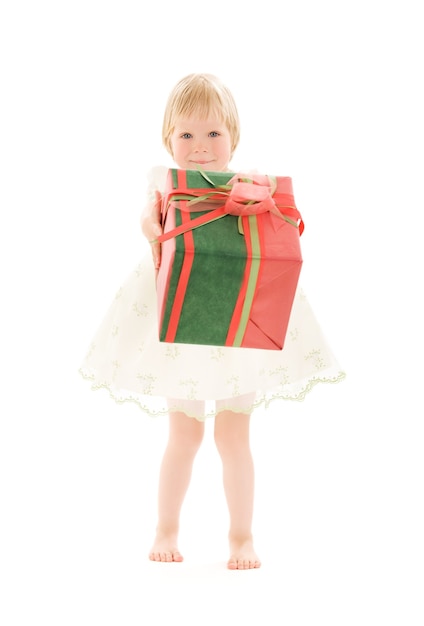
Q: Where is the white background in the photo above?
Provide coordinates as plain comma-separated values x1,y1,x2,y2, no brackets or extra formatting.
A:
1,0,423,624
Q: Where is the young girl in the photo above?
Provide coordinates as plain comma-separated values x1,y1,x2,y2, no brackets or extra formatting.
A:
80,73,346,570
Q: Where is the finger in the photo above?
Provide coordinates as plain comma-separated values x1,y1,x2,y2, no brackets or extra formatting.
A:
151,242,161,269
153,190,163,220
141,215,162,241
150,223,162,269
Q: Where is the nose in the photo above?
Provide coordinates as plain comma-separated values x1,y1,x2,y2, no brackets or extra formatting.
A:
193,138,208,152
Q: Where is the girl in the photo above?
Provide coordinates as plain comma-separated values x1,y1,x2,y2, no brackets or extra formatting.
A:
80,73,346,570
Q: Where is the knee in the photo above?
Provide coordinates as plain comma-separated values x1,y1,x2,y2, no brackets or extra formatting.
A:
185,428,205,454
214,412,250,458
214,432,241,458
169,412,205,454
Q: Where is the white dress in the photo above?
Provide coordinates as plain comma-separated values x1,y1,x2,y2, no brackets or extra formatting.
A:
79,166,346,420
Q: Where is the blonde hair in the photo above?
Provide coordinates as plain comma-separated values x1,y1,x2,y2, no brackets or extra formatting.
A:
162,73,240,157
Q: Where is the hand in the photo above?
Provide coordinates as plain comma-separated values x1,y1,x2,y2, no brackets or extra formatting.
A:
141,190,163,270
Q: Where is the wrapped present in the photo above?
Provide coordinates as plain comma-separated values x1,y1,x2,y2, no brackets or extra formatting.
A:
155,168,304,350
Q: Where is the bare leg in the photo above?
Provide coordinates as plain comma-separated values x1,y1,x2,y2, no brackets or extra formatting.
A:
149,411,205,562
214,411,261,570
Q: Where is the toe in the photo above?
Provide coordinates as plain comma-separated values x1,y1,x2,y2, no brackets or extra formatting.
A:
227,557,237,570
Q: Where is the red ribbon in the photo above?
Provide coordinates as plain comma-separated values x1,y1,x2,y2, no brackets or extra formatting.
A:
157,173,304,244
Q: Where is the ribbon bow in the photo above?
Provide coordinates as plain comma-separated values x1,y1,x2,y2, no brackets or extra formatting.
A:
156,170,303,244
224,173,281,217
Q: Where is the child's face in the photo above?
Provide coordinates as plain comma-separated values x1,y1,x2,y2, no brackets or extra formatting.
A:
170,115,232,171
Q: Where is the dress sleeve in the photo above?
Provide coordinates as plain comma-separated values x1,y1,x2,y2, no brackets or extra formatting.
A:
146,165,169,201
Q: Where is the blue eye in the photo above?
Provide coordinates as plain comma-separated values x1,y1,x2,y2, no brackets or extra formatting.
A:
209,131,220,137
181,133,192,139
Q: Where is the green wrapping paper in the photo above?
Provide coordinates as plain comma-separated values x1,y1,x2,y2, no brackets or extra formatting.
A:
156,168,303,350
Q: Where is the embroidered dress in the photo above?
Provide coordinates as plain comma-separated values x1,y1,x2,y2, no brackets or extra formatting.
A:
79,166,346,420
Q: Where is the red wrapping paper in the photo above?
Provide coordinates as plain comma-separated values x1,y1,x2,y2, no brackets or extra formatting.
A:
156,168,304,350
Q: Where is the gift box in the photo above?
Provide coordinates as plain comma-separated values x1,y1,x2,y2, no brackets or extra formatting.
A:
155,168,304,350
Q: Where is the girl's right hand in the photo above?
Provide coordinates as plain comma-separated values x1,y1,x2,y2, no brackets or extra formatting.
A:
141,190,163,270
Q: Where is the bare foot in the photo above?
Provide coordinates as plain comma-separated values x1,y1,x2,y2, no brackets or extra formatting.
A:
228,537,261,570
149,531,183,563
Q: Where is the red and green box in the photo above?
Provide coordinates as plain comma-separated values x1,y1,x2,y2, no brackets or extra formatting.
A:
156,168,304,350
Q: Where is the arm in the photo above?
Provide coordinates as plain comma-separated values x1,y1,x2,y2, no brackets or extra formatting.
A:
141,189,163,270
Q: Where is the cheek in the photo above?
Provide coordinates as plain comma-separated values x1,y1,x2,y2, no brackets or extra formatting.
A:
223,138,232,154
173,141,187,156
222,143,232,160
169,134,182,155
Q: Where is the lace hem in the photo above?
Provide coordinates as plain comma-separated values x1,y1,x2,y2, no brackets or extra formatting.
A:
79,367,346,421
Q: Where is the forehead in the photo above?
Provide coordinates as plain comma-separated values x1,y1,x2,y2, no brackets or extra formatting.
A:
173,115,228,130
